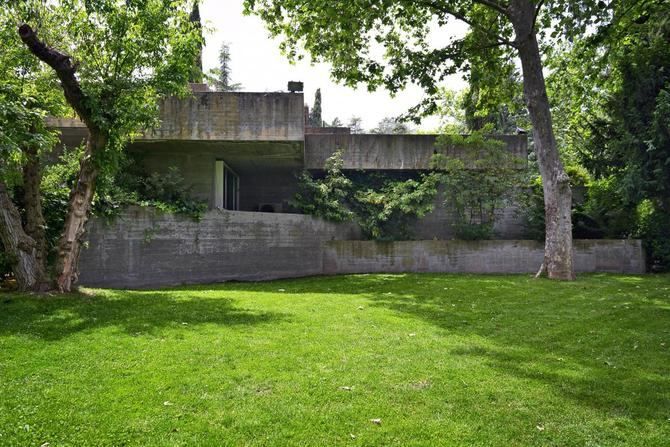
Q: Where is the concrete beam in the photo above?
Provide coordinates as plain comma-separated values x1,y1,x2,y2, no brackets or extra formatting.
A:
305,134,528,170
47,92,305,145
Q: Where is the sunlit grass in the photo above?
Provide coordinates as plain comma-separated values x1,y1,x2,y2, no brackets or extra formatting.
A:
1,273,669,446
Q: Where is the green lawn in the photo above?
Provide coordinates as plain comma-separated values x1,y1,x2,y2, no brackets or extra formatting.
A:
1,274,669,446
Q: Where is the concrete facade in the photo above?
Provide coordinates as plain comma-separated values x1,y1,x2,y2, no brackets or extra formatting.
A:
49,91,528,240
150,92,305,142
78,208,646,289
79,207,361,288
305,134,527,170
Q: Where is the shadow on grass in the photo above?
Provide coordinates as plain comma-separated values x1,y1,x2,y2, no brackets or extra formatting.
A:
355,273,670,422
203,273,670,421
1,273,668,421
0,289,286,341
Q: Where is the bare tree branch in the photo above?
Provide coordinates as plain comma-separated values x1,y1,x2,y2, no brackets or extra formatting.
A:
475,0,509,15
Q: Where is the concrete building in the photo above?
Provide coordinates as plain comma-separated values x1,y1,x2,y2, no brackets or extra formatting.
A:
48,86,646,288
51,86,528,240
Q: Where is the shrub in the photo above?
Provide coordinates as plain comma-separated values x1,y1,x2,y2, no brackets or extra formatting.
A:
293,151,438,240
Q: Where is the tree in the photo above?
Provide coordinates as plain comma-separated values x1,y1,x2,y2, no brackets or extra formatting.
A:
208,42,242,91
370,117,412,134
330,117,343,127
189,1,204,83
0,3,68,291
12,0,202,292
546,1,670,270
347,116,364,134
244,0,615,279
308,88,323,127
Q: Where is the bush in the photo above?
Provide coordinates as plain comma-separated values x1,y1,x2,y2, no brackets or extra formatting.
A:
293,151,438,240
636,200,670,272
433,127,527,240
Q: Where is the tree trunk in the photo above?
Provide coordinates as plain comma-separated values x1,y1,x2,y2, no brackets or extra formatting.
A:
22,141,48,271
55,133,105,292
19,24,107,292
509,0,575,280
0,180,46,291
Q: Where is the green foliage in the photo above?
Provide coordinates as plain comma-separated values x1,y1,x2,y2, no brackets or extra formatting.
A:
292,151,353,222
40,146,83,260
542,3,670,270
14,0,205,174
0,3,66,183
135,166,208,219
460,6,528,134
636,200,670,273
432,127,526,239
293,151,437,240
308,88,323,127
96,161,208,220
573,176,637,240
349,172,439,240
206,42,242,92
244,0,610,120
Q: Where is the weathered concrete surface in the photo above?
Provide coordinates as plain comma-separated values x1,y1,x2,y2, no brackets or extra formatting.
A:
47,92,305,144
323,239,646,275
304,134,527,170
127,140,303,210
78,208,645,288
305,126,351,135
78,207,361,288
151,92,304,141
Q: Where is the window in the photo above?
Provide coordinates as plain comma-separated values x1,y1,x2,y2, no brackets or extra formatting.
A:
215,160,239,210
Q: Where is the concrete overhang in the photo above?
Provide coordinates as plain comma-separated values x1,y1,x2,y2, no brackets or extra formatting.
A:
304,134,528,170
128,140,304,176
47,91,305,147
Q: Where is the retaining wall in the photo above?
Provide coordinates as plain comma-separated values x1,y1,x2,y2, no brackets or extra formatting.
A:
78,208,646,289
78,207,361,288
322,240,646,275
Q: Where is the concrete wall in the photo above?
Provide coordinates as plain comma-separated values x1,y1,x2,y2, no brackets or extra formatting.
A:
323,240,646,275
151,92,305,141
412,198,526,240
48,92,305,144
304,134,527,170
79,207,361,289
78,208,645,288
127,140,303,210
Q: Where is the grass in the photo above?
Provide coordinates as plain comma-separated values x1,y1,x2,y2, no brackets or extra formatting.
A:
0,273,669,446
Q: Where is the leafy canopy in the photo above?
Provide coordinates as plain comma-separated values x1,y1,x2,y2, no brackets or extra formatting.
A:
17,0,203,168
0,3,67,183
244,0,611,118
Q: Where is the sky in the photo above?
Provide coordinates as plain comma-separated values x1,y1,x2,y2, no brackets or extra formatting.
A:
199,0,468,132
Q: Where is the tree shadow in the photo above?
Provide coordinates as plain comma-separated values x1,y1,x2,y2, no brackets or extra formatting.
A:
2,273,668,422
355,273,670,422
0,289,286,341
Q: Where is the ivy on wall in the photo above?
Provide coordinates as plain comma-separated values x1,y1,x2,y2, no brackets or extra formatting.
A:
431,127,528,239
292,151,438,240
295,129,528,241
